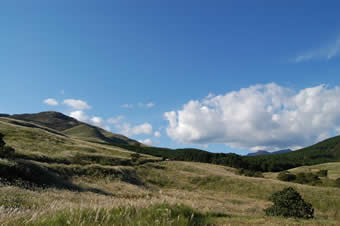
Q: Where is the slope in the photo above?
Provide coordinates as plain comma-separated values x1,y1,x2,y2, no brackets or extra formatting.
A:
4,111,140,147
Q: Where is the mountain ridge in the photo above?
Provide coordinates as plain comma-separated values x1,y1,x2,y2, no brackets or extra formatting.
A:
247,149,292,156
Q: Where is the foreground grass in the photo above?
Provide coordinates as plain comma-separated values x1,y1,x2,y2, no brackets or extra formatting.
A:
5,203,222,226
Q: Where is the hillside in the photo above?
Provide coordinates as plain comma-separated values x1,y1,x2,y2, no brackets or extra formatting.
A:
244,136,340,172
0,117,339,225
2,111,140,147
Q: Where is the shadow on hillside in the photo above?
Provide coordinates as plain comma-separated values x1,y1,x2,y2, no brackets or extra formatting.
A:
0,159,112,196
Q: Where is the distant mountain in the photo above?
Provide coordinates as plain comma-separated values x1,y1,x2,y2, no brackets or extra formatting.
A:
2,111,140,147
247,149,292,156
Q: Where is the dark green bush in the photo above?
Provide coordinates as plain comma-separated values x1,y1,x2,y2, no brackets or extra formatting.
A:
264,187,314,219
295,172,321,185
316,170,328,177
277,171,296,182
1,145,15,158
238,169,264,178
335,178,340,188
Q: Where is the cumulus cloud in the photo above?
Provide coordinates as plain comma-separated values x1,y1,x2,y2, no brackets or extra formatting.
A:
154,131,161,137
63,99,91,110
139,138,153,145
118,122,153,136
165,83,340,151
43,98,58,106
70,110,89,122
295,36,340,62
90,116,104,127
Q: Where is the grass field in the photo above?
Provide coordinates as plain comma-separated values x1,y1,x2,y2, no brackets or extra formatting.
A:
1,117,340,225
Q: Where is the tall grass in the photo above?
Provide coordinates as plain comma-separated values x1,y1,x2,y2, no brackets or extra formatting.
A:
5,203,224,226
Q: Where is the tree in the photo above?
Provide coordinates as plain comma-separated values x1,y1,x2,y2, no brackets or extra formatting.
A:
264,187,314,219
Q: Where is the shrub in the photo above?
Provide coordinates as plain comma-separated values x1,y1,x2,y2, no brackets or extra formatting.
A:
264,187,314,219
335,178,340,188
0,146,15,158
277,171,296,182
316,170,328,177
238,169,264,178
295,172,321,185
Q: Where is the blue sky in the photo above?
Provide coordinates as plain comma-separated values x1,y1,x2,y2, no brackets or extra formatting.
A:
2,1,340,155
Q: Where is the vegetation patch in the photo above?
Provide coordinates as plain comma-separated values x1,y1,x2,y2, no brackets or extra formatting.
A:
237,168,264,178
264,187,314,219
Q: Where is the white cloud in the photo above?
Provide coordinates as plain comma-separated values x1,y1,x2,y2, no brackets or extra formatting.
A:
90,116,104,127
154,131,161,137
295,36,340,62
119,122,153,136
122,104,133,108
70,110,89,122
139,138,153,145
43,98,58,106
63,99,91,110
107,116,125,124
165,83,340,151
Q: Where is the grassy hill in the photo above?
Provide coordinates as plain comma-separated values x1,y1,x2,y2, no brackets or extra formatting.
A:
288,162,340,180
3,111,141,147
0,113,340,224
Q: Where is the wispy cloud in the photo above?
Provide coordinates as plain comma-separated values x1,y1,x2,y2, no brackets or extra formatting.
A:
63,99,91,110
117,122,153,137
138,102,155,108
139,138,153,145
122,104,133,109
154,131,161,137
123,102,155,109
294,36,340,63
107,116,125,124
